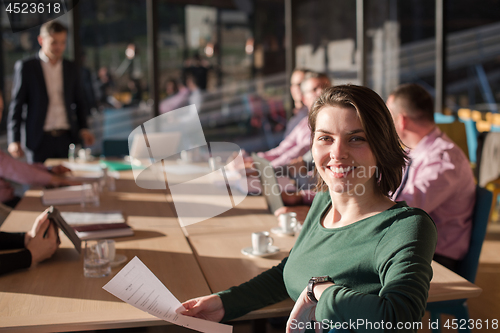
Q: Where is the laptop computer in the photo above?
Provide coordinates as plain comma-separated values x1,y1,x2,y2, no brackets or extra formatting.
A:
251,153,285,213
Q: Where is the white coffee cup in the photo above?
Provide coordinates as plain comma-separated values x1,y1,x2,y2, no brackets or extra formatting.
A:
278,212,297,233
105,239,116,262
252,231,273,254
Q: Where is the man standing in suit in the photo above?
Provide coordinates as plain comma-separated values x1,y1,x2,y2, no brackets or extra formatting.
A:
8,20,94,163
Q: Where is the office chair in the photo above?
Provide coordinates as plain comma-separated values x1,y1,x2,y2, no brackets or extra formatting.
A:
426,185,493,333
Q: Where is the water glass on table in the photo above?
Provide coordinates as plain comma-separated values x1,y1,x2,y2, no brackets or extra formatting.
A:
84,240,111,278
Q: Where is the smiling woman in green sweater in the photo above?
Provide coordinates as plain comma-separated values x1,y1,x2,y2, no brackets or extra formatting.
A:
181,85,437,333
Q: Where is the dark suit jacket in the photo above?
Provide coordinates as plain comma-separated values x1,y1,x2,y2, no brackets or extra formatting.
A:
7,54,89,152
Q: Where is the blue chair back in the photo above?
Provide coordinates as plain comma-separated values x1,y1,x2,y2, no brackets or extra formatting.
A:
435,112,479,163
459,118,479,164
457,186,492,283
434,113,456,124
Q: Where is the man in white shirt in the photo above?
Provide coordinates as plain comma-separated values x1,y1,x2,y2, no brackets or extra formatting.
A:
8,20,94,163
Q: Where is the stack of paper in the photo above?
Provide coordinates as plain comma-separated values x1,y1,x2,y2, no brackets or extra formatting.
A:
60,211,133,240
42,184,98,206
60,212,126,225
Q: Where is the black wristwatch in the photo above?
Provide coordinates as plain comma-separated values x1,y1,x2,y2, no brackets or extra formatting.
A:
307,276,334,303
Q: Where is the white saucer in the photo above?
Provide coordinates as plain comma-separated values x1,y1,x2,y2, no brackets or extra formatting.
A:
110,254,127,267
271,226,295,236
241,246,280,257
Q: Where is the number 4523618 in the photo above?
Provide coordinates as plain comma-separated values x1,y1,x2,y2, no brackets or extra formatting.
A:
5,2,61,14
444,319,498,330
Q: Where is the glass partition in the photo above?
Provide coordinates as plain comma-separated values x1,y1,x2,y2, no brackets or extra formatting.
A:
365,0,435,100
445,0,500,113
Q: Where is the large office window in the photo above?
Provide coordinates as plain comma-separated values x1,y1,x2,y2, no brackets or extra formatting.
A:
445,0,500,112
2,0,498,153
365,0,435,99
292,0,357,86
156,0,287,149
79,0,149,109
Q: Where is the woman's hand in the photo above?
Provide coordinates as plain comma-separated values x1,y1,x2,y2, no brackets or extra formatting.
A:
286,287,320,333
27,209,51,241
180,295,225,322
26,219,59,267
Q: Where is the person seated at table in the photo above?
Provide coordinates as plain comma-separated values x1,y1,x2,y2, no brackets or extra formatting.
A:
273,149,318,220
386,83,476,272
0,209,59,275
159,78,190,114
231,72,330,198
283,68,310,137
237,72,331,171
180,85,437,332
0,92,75,208
0,149,76,208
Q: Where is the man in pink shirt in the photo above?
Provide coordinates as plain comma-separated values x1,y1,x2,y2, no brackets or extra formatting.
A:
0,92,75,208
387,83,476,272
0,150,74,208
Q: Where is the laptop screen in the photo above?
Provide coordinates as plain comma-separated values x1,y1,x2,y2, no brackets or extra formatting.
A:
251,153,284,213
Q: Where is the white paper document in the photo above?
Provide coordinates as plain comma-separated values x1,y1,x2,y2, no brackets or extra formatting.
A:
41,184,98,205
103,256,232,333
60,211,126,225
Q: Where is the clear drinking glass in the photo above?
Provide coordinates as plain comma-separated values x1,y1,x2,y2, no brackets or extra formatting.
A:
83,240,111,278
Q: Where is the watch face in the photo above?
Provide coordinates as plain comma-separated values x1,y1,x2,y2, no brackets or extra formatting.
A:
316,276,330,283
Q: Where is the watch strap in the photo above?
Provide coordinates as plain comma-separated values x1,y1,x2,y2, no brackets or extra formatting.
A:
307,276,333,303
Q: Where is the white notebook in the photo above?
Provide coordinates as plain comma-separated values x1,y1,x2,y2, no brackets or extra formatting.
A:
60,211,126,226
75,227,134,241
42,184,98,206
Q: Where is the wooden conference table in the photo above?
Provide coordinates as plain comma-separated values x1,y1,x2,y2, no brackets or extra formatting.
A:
0,162,483,332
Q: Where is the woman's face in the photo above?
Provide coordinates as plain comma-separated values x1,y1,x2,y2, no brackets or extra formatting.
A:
312,106,378,196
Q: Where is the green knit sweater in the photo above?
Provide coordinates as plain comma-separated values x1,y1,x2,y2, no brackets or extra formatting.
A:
218,191,437,332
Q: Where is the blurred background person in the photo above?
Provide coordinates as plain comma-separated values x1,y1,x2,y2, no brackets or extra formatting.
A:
0,91,76,208
96,67,121,110
124,78,143,107
185,70,203,111
183,53,210,91
7,21,94,163
159,78,190,114
243,72,331,169
283,68,310,137
0,149,75,208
